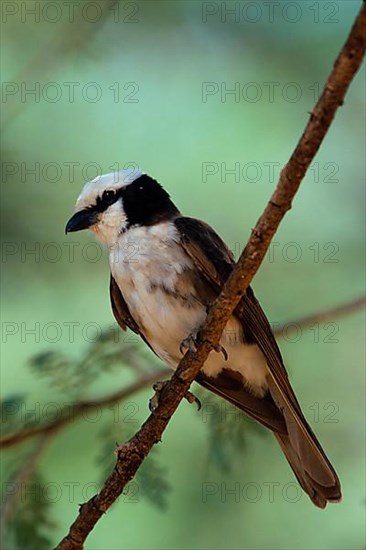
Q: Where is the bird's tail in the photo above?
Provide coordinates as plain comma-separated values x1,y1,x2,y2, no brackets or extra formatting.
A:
274,432,342,508
196,370,341,508
265,374,342,508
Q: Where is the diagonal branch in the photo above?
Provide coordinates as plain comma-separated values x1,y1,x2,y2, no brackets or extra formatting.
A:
56,5,366,549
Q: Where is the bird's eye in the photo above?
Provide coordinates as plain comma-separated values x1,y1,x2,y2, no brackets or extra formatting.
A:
102,189,116,204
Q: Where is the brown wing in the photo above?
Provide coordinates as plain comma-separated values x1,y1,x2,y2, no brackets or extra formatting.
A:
197,368,286,434
175,216,234,288
110,275,158,355
175,216,294,395
110,275,140,334
175,216,341,507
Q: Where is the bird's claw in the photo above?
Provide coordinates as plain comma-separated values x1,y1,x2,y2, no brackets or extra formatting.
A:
149,381,168,412
213,343,228,361
179,333,198,355
149,380,201,412
184,391,202,411
180,332,228,361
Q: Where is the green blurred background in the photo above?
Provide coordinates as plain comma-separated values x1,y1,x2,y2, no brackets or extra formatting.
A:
1,1,365,548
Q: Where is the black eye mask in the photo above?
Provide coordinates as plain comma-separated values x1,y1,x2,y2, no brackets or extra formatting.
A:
95,189,121,212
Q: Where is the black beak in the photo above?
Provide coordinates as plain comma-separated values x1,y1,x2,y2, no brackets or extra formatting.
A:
65,209,99,234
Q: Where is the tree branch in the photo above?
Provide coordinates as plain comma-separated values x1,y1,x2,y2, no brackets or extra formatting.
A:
56,5,366,549
273,296,366,337
0,368,169,450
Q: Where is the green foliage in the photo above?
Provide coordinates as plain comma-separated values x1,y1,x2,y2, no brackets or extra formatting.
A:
29,350,75,395
197,389,266,473
1,395,26,435
96,413,171,510
136,453,171,510
29,326,155,399
1,471,55,550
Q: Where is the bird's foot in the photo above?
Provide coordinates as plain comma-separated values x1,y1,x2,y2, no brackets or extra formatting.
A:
179,332,199,355
149,381,168,412
149,380,201,412
180,332,228,361
183,390,202,411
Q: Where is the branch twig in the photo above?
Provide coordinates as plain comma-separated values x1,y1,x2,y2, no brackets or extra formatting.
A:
272,295,366,337
0,368,169,450
56,6,366,549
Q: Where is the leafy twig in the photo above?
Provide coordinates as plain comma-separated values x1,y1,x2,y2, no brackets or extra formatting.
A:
0,369,168,450
0,434,54,548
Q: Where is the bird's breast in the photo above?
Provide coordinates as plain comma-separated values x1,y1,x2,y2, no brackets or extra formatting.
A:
109,223,206,366
109,223,268,396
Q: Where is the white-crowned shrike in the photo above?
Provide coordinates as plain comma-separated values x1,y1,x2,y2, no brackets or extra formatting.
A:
66,168,341,508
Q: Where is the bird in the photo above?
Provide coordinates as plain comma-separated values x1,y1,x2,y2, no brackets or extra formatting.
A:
65,167,341,508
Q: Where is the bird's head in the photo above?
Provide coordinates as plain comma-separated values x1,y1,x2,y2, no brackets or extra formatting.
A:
65,168,179,246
